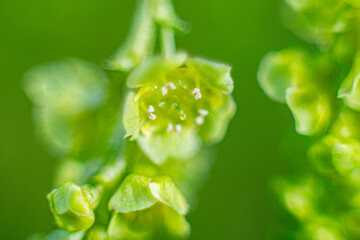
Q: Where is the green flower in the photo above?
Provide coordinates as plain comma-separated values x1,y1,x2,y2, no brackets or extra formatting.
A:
47,182,100,232
108,174,190,239
258,48,333,135
122,53,236,164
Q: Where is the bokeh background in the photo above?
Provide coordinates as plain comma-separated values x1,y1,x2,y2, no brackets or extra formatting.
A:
0,0,303,239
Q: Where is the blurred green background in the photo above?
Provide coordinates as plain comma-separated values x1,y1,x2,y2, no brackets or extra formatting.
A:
0,0,302,239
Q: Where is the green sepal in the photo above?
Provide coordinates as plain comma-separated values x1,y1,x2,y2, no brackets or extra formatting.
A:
137,127,201,164
126,53,187,88
47,182,95,232
109,174,157,213
200,94,236,144
149,176,189,215
186,57,234,93
163,208,191,239
85,225,108,240
286,87,331,136
123,92,141,139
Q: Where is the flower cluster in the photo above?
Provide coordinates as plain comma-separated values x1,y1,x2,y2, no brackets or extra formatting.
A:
25,0,235,239
259,1,360,239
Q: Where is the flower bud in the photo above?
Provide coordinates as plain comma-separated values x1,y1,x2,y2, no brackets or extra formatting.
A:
47,182,96,232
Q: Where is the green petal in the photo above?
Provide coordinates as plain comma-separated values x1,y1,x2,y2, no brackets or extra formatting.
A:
137,127,201,164
123,92,141,139
23,59,108,116
109,174,157,213
126,53,187,88
338,52,360,111
286,87,331,136
149,176,189,215
186,57,234,93
200,95,236,144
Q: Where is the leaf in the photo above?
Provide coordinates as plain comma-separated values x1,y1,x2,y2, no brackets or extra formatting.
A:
149,176,189,215
186,57,234,93
126,53,187,88
109,174,157,213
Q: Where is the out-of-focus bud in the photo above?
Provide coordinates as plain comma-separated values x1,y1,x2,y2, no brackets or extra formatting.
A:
123,54,235,164
24,59,108,116
275,178,319,220
309,135,360,182
338,52,360,111
286,87,332,136
258,48,333,136
47,182,97,232
331,107,360,139
257,48,308,103
303,218,346,240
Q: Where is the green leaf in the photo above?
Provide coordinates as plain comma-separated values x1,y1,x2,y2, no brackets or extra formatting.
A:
137,127,201,164
109,174,157,213
123,92,141,139
149,176,189,215
186,57,234,93
126,53,187,88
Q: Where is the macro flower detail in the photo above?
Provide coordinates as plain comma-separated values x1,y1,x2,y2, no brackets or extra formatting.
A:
24,0,236,239
123,54,236,164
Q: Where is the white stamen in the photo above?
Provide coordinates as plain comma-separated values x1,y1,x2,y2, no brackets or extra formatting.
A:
162,82,177,96
148,105,155,113
161,86,168,96
199,109,209,116
168,82,176,89
195,116,204,125
175,124,182,132
167,123,174,132
191,88,201,100
148,105,156,120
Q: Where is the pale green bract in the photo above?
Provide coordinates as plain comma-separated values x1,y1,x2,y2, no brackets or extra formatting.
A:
25,0,235,239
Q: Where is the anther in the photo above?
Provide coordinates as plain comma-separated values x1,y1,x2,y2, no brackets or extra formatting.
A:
162,82,176,96
175,124,182,132
195,116,204,125
199,109,209,116
191,88,201,100
167,123,174,132
148,105,156,120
